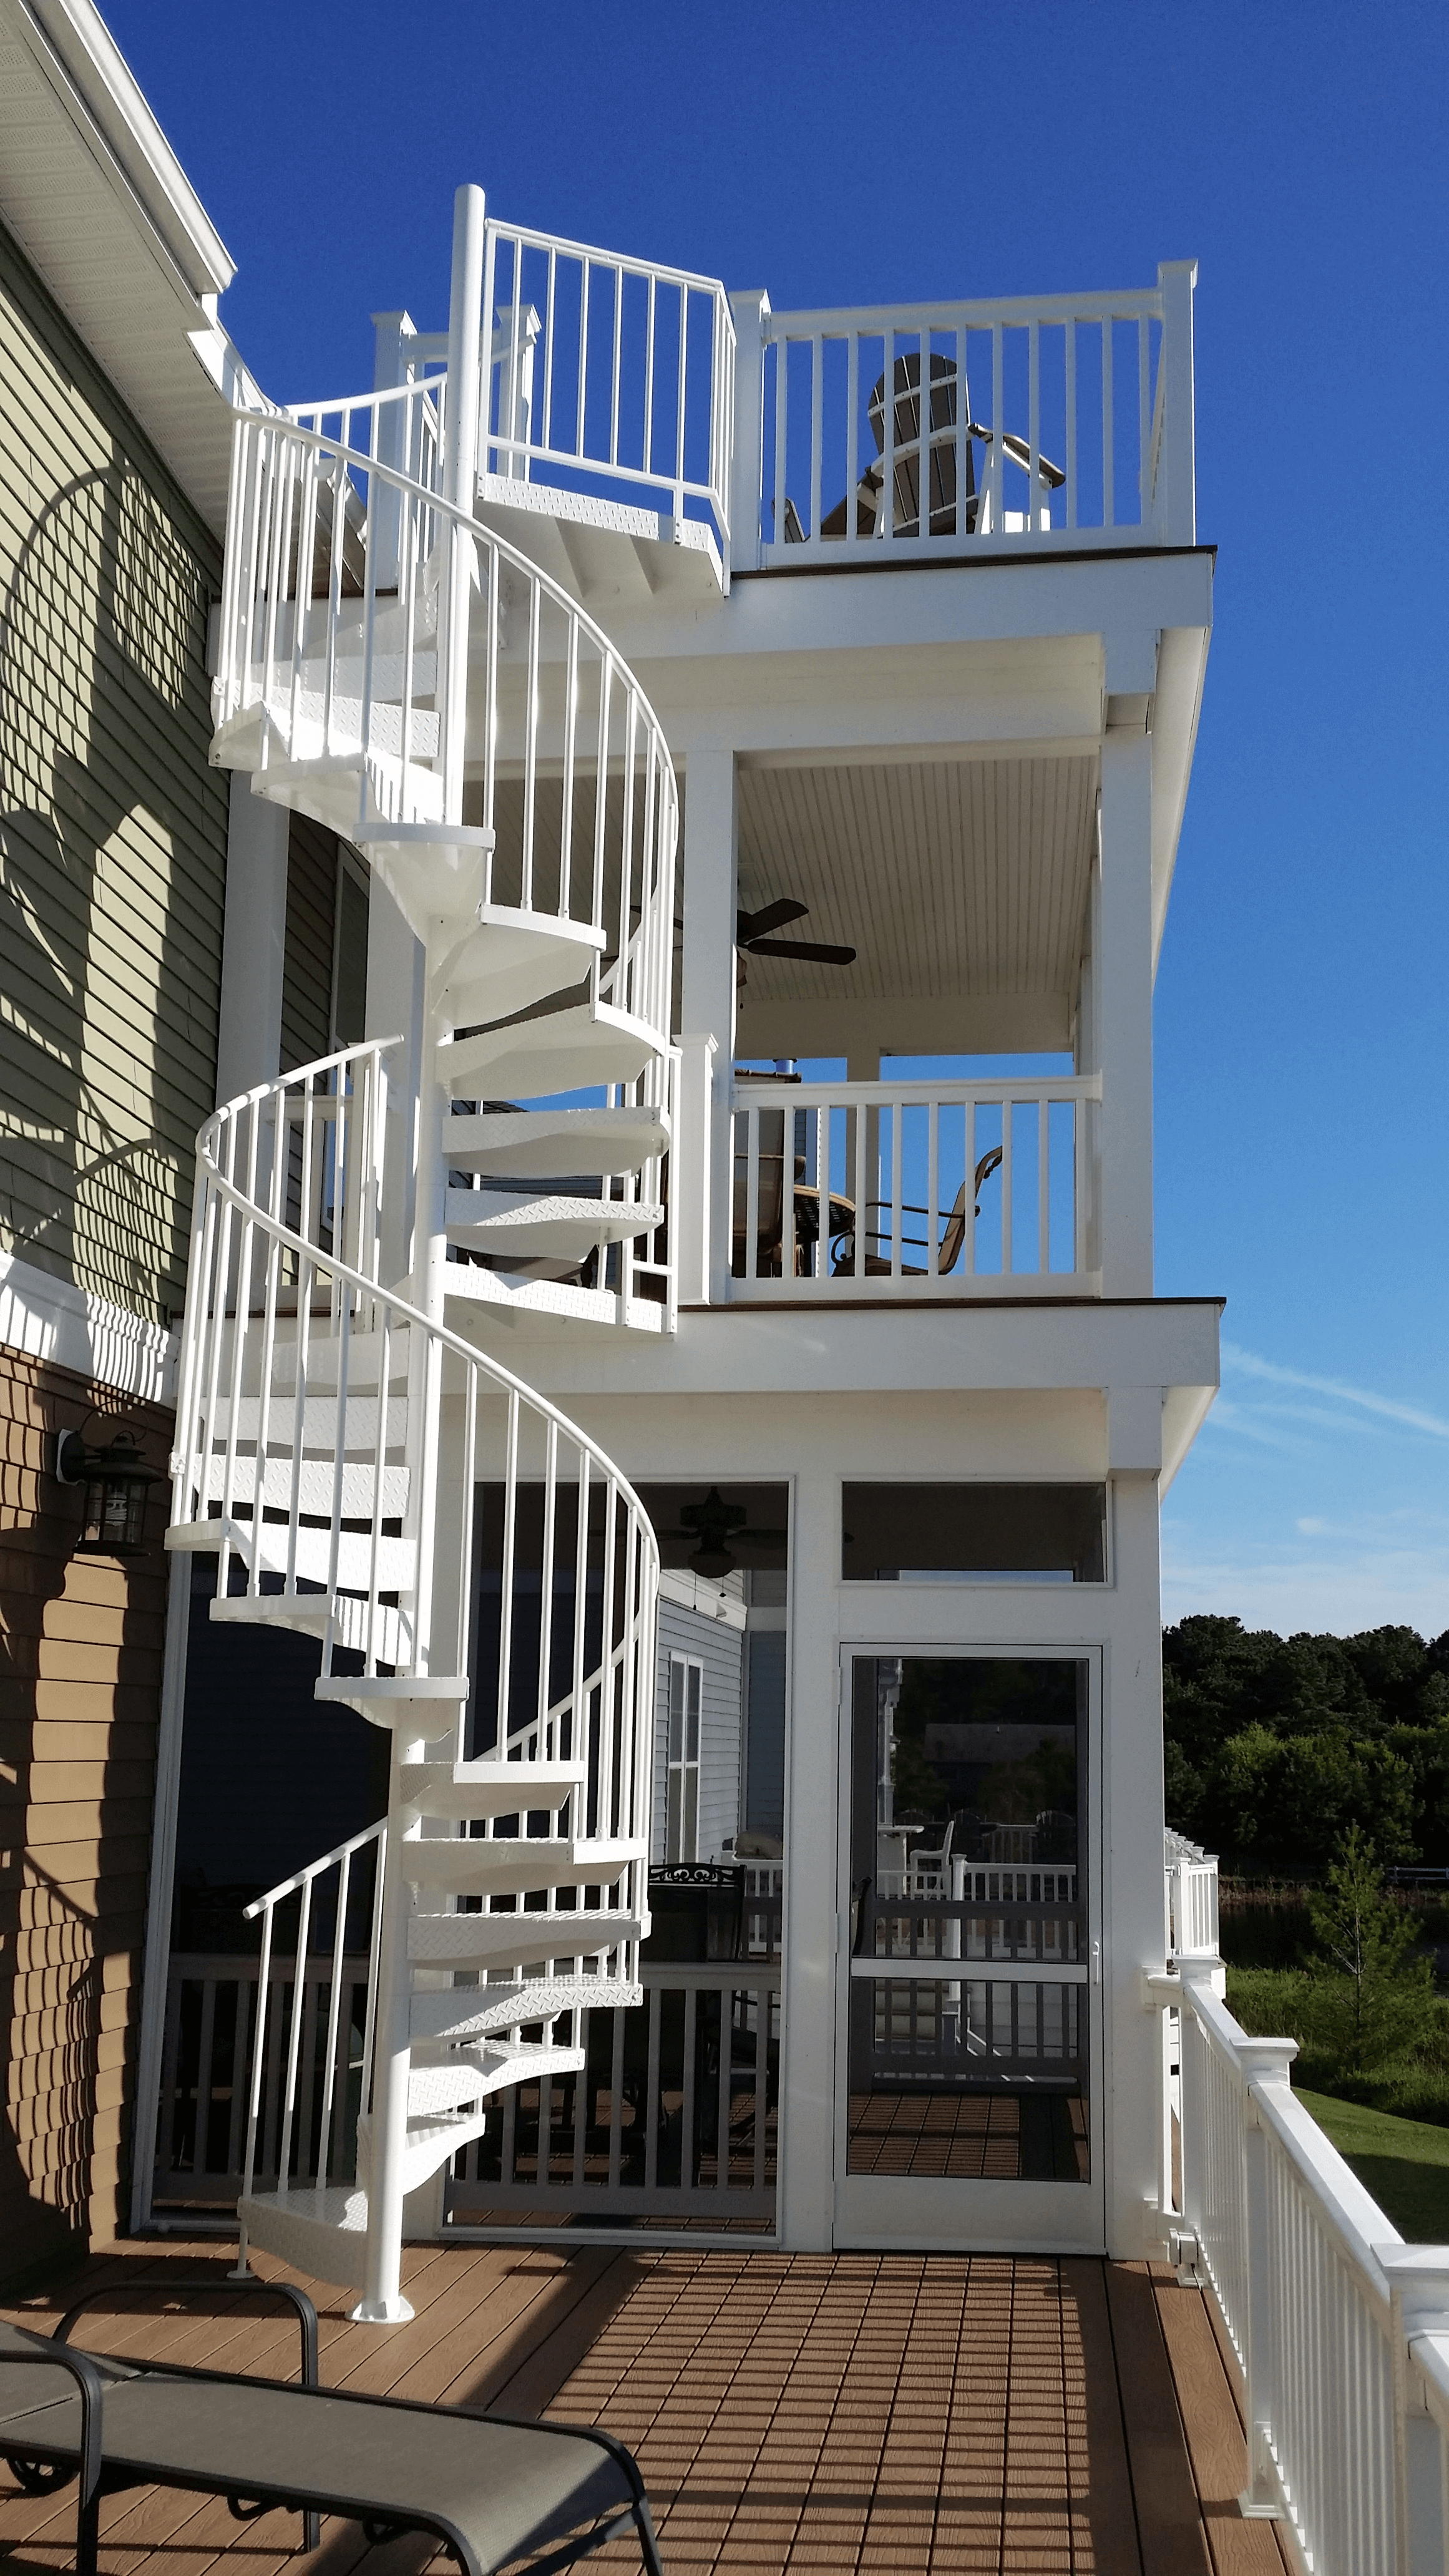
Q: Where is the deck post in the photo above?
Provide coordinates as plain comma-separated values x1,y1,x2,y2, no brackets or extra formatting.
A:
1237,2039,1297,2518
678,749,738,1305
1377,2247,1449,2576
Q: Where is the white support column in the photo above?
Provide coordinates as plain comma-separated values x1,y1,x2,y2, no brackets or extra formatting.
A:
778,1466,836,2251
679,750,738,1304
1104,1462,1169,2256
127,1551,193,2234
1096,721,1155,1297
215,774,287,1105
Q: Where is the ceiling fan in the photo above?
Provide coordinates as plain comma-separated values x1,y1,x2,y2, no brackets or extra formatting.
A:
664,1486,789,1576
736,898,857,968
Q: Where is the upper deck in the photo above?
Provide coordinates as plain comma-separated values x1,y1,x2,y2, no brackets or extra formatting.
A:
436,217,1198,603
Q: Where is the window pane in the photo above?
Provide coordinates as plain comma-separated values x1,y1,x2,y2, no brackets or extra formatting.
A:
842,1484,1106,1581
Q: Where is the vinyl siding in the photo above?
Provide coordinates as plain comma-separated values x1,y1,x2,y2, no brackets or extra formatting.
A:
0,1344,172,2286
0,219,228,1328
653,1600,743,1863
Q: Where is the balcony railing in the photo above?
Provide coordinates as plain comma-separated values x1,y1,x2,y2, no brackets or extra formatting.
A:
480,218,736,554
1159,1966,1449,2575
729,1074,1100,1299
741,261,1196,569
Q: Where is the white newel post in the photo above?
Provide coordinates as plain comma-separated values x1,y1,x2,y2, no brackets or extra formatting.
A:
1237,2037,1298,2518
727,291,769,576
357,183,486,2324
1154,261,1198,549
1378,2248,1449,2576
1095,727,1154,1297
675,1035,718,1305
678,749,739,1304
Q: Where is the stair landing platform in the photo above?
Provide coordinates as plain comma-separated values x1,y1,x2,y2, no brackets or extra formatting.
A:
2,2240,1290,2574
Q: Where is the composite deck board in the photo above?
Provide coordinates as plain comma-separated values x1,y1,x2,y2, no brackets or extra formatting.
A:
2,2238,1281,2574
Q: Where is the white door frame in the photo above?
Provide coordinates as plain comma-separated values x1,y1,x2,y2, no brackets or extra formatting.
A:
832,1640,1106,2255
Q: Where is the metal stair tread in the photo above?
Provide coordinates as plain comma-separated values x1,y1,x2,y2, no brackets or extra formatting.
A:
398,1755,587,1818
439,1000,662,1098
445,1104,668,1179
402,1835,646,1895
407,1907,640,1965
444,1185,663,1256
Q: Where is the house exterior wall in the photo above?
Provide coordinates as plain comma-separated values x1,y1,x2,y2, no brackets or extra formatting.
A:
0,217,227,2287
652,1594,744,1863
0,217,228,1330
0,1345,172,2286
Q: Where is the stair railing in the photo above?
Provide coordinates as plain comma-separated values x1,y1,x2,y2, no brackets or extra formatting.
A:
479,218,735,558
235,1817,388,2221
170,1035,660,1988
214,404,678,1051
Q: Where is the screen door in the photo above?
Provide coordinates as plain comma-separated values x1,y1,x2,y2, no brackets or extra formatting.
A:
836,1650,1104,2252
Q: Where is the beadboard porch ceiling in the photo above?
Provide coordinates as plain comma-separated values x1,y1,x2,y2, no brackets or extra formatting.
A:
733,753,1098,1059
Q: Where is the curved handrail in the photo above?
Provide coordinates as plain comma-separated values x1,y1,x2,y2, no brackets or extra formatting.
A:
213,398,679,1052
179,1044,661,1534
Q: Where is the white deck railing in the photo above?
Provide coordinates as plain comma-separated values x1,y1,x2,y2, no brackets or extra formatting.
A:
1158,1961,1449,2574
729,1074,1099,1297
480,220,735,552
737,261,1195,569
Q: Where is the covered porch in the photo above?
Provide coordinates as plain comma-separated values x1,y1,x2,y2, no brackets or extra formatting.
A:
2,2238,1283,2574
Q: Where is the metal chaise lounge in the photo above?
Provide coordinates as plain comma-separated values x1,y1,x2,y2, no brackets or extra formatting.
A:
0,2280,663,2576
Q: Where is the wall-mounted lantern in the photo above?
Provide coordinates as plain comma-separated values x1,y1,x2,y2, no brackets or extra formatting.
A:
55,1428,160,1558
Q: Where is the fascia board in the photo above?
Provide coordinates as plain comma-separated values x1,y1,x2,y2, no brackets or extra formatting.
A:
9,0,233,310
599,548,1216,671
495,1297,1224,1406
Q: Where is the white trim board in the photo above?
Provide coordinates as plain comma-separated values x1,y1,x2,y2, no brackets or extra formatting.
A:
0,1248,178,1405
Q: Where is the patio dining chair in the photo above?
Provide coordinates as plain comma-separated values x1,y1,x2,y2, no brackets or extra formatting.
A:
836,1144,1003,1277
0,2278,663,2576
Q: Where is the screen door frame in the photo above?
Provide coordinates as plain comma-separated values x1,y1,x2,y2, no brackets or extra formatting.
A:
833,1640,1106,2255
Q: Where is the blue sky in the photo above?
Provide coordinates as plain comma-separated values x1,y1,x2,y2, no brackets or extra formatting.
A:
108,0,1448,1640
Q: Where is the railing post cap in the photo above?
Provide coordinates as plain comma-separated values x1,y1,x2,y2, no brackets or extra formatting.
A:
729,287,771,325
1157,258,1199,290
1236,2034,1298,2078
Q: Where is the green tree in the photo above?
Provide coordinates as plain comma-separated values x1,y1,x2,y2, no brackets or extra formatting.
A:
1303,1828,1439,2072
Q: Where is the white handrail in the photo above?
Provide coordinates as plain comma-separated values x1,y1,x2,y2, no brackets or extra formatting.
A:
751,267,1194,565
213,406,680,1058
1163,1964,1449,2572
235,1818,386,2222
480,217,734,550
729,1073,1100,1294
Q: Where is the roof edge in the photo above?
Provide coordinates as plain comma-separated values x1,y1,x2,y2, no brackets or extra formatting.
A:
16,0,235,301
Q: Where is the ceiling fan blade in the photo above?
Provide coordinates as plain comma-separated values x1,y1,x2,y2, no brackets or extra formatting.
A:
737,897,809,942
746,938,858,965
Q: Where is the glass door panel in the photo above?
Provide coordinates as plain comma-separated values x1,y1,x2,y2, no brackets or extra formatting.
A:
836,1651,1103,2250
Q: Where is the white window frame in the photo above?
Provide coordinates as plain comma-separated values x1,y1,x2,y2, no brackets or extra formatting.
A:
665,1653,703,1861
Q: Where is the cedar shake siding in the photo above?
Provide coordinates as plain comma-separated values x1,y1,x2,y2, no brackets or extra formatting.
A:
0,1347,171,2285
0,217,228,1329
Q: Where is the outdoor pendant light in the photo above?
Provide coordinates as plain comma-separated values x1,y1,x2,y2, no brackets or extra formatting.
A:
55,1427,160,1558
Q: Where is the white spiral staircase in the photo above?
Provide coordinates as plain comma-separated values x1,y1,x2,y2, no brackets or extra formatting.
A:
167,190,678,2320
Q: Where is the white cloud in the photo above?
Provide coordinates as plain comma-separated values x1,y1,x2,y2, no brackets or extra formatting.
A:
1221,1342,1449,1443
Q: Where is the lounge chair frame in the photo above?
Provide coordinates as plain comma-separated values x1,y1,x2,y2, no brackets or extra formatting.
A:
0,2277,663,2576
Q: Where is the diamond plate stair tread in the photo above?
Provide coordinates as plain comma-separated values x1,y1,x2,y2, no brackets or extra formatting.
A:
440,1001,660,1098
407,1908,640,1966
411,1978,640,2042
445,1104,668,1179
402,1837,646,1896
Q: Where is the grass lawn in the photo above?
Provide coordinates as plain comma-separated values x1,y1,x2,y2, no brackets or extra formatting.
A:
1295,2086,1449,2241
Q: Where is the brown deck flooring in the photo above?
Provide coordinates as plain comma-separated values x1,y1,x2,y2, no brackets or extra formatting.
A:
1,2240,1291,2574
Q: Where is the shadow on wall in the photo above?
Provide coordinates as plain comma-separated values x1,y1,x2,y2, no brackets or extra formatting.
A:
0,1354,172,2289
0,419,221,1327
